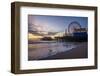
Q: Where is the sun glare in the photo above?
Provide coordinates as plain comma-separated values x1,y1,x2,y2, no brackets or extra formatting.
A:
28,33,43,40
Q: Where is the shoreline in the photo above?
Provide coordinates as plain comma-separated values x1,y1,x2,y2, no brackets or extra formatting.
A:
39,42,88,60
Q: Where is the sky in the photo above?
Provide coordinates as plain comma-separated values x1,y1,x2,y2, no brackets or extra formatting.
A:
28,15,88,34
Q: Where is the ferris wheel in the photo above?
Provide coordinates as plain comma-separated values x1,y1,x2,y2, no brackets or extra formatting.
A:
68,21,81,34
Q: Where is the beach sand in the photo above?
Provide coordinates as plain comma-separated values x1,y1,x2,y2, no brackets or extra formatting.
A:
40,42,88,60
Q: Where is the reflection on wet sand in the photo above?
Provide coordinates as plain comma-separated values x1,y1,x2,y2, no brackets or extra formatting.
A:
28,41,79,60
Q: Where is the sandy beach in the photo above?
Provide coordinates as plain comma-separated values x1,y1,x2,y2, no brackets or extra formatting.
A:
40,42,88,60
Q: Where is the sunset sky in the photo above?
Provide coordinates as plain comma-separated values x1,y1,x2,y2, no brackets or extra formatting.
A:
28,15,88,33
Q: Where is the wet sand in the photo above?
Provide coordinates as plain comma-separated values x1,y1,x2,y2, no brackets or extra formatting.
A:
28,42,77,60
40,42,88,60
